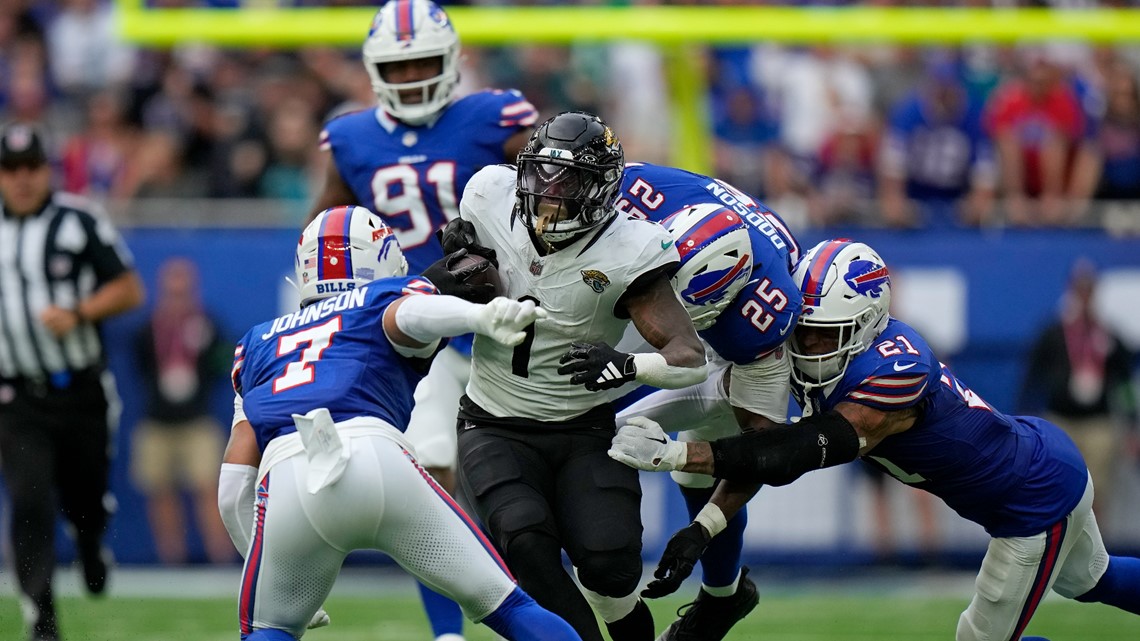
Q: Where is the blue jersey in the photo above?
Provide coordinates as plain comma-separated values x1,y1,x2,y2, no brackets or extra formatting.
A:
617,163,802,364
797,318,1087,538
233,277,439,453
320,90,537,275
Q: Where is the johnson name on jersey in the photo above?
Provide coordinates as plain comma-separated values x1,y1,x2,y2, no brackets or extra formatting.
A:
799,317,1088,538
618,162,802,364
459,165,679,421
320,90,538,274
232,277,438,452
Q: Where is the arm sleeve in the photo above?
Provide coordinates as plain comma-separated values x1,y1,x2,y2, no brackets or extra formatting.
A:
231,393,247,429
728,350,792,424
218,463,258,557
390,293,482,345
709,410,861,485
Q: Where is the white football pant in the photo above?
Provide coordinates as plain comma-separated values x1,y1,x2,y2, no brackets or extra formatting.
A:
238,426,515,638
405,345,470,469
957,475,1108,641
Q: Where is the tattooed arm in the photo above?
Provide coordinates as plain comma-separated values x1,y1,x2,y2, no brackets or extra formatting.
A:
560,269,706,391
622,271,705,369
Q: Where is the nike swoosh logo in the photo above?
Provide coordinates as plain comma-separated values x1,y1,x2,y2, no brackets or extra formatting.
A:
893,362,917,372
778,313,795,336
647,436,668,444
661,240,673,250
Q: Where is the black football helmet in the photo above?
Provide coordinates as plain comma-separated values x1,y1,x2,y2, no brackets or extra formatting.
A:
516,111,624,247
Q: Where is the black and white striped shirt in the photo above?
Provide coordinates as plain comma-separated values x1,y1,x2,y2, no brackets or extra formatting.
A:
0,192,134,380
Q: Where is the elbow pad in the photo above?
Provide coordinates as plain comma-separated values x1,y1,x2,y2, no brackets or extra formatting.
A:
709,411,860,486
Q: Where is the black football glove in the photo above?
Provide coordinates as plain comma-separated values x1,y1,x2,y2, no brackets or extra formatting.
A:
421,249,497,304
437,218,498,267
557,341,636,391
642,521,712,599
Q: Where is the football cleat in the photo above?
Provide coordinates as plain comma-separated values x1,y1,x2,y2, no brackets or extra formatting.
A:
656,567,759,641
79,544,112,596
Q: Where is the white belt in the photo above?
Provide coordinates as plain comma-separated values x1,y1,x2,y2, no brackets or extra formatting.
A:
259,412,416,494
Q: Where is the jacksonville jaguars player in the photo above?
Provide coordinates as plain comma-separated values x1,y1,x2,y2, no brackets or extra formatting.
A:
448,112,707,641
610,239,1140,641
217,205,586,641
309,1,537,637
608,162,802,641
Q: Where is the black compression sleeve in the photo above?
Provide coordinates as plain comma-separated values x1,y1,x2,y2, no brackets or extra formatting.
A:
709,411,861,486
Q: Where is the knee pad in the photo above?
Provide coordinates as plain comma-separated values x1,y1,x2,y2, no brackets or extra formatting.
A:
502,529,562,573
576,550,642,598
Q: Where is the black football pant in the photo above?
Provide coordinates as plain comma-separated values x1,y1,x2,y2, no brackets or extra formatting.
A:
0,373,111,636
458,422,644,641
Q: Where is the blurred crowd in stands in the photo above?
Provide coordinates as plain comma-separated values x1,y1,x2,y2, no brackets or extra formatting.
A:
3,0,1140,230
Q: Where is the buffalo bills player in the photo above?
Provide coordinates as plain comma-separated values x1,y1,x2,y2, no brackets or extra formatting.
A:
216,206,583,641
611,239,1140,641
310,1,538,637
609,163,802,641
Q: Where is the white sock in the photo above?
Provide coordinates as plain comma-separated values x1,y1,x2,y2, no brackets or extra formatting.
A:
701,571,741,598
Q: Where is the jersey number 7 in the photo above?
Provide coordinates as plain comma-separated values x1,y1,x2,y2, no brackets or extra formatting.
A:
273,317,342,393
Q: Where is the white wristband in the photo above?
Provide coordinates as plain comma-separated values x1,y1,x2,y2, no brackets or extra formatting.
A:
631,352,708,389
694,502,728,538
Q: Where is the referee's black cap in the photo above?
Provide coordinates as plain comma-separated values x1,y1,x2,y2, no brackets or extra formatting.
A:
0,123,48,170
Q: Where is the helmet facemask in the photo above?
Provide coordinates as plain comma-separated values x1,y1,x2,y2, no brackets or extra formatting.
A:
789,313,868,390
517,151,621,247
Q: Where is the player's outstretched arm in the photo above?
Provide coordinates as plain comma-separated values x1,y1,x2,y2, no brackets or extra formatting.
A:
384,294,545,357
612,403,917,485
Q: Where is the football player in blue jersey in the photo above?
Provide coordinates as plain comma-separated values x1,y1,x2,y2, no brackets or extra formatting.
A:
607,163,803,641
216,205,586,641
308,1,538,638
610,239,1140,641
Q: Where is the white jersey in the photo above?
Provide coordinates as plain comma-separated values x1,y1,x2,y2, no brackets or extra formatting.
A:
460,165,678,421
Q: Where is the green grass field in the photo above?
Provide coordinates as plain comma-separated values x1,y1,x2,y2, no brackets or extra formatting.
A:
3,591,1139,641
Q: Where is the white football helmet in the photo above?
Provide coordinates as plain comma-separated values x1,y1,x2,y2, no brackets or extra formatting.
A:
664,203,755,331
296,206,408,306
788,239,892,390
362,0,460,125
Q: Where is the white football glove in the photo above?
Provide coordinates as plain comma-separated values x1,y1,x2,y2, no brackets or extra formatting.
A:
470,297,546,347
308,607,330,629
608,416,688,472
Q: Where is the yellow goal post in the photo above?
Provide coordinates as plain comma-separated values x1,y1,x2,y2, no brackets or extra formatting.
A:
115,1,1140,175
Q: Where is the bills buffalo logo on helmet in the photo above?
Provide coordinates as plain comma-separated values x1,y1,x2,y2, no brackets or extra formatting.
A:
581,269,610,294
844,259,890,298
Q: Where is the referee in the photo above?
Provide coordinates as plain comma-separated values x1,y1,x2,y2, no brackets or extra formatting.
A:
0,123,144,641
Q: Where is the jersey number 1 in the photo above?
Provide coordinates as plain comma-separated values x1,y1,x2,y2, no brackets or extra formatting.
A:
273,317,342,393
511,296,541,377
